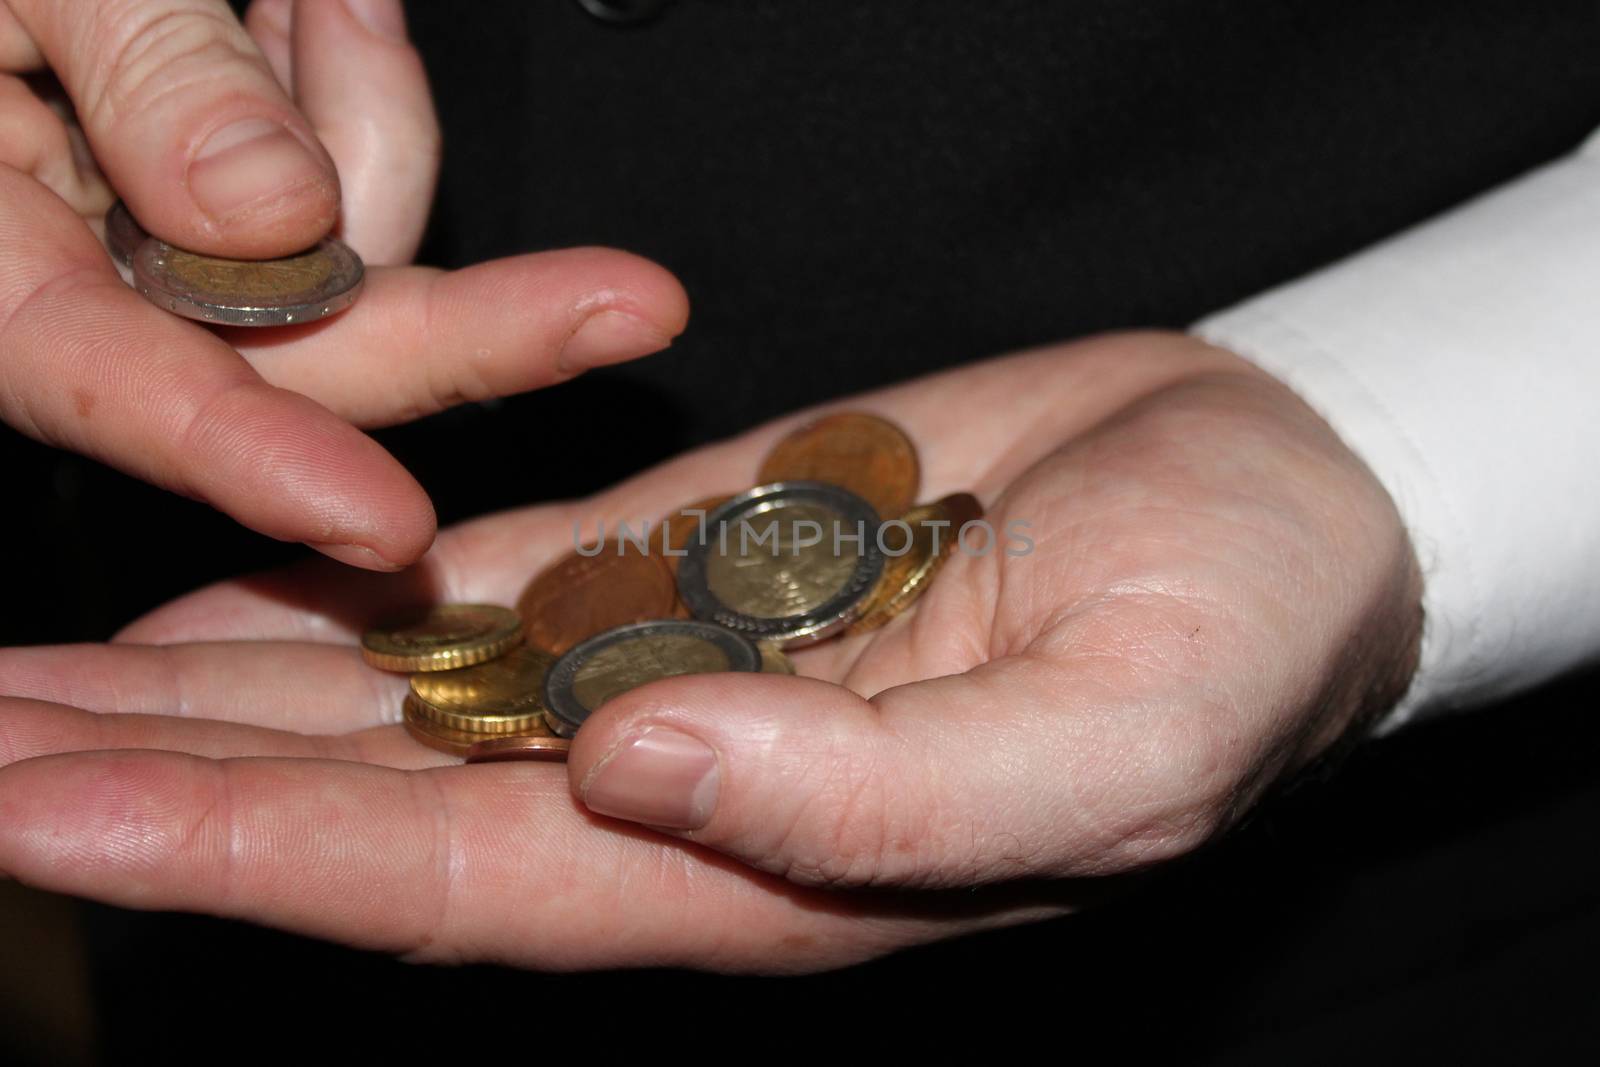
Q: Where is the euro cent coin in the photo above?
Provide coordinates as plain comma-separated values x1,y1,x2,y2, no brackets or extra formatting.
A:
464,734,572,763
676,481,884,647
407,645,557,735
362,604,524,673
847,493,983,634
517,543,681,654
543,620,762,736
757,412,920,520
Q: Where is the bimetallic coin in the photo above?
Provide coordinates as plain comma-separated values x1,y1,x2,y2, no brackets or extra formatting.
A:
408,645,556,734
847,494,983,634
757,412,920,519
677,481,884,647
543,620,762,736
131,234,364,326
104,200,146,270
362,604,523,673
464,734,572,763
517,542,681,654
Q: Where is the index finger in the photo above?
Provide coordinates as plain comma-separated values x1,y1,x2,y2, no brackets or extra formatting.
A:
0,164,433,568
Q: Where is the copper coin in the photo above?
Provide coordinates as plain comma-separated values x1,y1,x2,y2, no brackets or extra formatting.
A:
464,735,571,763
517,543,680,654
657,494,734,572
757,412,919,519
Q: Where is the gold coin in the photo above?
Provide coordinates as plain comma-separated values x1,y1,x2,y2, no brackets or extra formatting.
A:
757,412,920,519
404,699,562,759
759,643,797,674
362,604,523,672
407,646,556,734
847,492,984,634
517,543,681,654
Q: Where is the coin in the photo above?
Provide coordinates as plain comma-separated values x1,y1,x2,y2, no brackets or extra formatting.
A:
543,620,763,736
518,542,681,654
403,696,563,759
105,200,146,270
938,491,986,532
757,412,920,519
464,734,572,763
759,643,797,674
847,493,984,634
362,604,524,673
131,231,364,327
408,645,556,735
676,481,885,647
658,494,734,571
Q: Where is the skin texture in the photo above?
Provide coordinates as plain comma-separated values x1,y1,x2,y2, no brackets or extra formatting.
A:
0,331,1425,973
0,0,689,570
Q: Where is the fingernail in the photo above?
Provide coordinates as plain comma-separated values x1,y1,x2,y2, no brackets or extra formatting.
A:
342,0,408,41
581,727,719,830
189,118,332,222
309,542,402,571
559,310,673,374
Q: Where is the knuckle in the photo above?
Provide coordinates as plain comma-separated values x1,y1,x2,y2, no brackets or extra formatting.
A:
83,5,257,129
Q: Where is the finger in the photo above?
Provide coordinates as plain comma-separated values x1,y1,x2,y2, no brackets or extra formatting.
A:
0,74,105,215
0,641,407,733
0,166,435,569
565,658,1231,889
290,0,438,264
0,750,1060,969
0,5,42,71
227,248,689,427
0,697,448,770
242,0,292,87
9,0,338,257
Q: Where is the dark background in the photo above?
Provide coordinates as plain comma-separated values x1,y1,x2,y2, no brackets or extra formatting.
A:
2,1,1598,1061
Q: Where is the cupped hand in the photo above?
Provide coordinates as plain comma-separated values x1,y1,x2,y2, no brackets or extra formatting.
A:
0,0,687,569
0,332,1422,971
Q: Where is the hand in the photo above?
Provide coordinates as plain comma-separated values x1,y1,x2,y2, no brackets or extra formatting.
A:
0,332,1422,971
0,0,687,569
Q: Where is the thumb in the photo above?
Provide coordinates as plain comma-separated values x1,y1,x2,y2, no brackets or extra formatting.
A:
566,670,1032,889
568,659,1236,888
12,0,338,257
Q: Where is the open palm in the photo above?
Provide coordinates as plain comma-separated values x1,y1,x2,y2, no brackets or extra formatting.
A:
0,331,1422,972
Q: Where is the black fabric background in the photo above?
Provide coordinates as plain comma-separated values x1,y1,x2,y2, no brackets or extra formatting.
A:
3,1,1598,1060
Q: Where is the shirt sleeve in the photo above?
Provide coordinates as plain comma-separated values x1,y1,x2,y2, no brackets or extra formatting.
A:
1192,130,1600,732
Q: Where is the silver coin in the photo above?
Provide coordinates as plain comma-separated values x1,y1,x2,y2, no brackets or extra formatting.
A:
543,619,763,736
104,200,146,269
130,233,364,327
676,480,884,647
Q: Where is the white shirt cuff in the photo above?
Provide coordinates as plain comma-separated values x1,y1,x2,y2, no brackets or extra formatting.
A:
1193,134,1600,731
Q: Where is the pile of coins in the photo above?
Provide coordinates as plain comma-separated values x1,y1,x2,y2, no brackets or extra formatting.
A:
105,200,365,327
360,413,982,763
